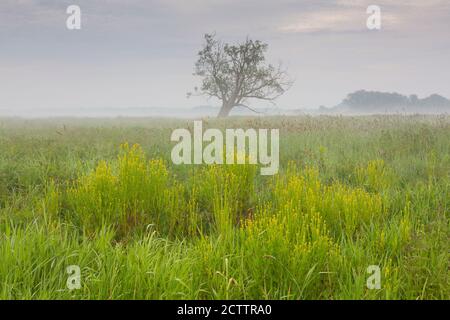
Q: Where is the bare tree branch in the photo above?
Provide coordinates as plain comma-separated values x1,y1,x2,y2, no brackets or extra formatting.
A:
234,103,266,115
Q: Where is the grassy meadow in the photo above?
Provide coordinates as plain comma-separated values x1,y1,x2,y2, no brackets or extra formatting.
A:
0,115,448,299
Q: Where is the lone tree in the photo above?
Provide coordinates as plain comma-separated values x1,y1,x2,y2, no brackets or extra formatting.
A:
191,34,292,118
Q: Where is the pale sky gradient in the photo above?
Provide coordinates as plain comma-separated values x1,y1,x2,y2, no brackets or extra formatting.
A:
1,0,449,111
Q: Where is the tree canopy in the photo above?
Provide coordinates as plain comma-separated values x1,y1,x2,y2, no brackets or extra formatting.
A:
191,34,292,117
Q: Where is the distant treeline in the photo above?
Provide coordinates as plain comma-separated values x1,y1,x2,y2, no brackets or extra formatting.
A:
330,90,450,113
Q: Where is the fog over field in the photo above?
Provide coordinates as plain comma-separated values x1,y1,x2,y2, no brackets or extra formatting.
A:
1,90,448,118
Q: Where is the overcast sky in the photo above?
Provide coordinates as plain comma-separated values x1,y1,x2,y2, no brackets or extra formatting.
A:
1,0,449,111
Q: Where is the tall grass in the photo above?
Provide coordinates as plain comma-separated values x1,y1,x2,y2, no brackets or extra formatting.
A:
0,116,448,299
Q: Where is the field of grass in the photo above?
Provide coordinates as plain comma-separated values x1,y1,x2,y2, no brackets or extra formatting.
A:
0,115,448,299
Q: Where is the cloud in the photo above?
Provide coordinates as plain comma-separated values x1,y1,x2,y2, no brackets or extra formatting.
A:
278,0,449,34
2,0,448,38
279,9,366,34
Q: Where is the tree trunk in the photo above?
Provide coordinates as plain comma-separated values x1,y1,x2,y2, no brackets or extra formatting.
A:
217,102,233,118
